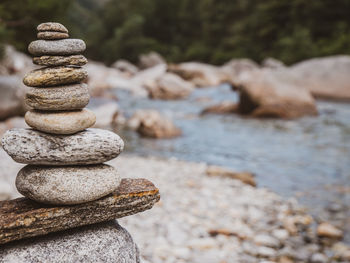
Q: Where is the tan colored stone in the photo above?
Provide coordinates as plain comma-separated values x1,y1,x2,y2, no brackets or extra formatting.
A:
25,83,90,111
25,109,96,134
206,165,256,187
37,31,69,40
37,22,68,33
317,222,343,239
33,55,87,67
23,66,87,87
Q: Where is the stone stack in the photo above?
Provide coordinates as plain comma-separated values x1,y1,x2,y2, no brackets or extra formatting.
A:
1,22,123,205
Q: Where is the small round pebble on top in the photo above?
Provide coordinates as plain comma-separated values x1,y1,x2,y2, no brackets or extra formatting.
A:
37,22,68,33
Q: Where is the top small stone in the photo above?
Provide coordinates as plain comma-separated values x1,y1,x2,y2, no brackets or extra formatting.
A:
37,22,68,33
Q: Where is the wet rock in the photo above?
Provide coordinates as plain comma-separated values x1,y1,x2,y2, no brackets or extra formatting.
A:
25,109,96,134
206,165,256,186
0,75,26,121
37,31,69,40
23,66,87,87
139,51,166,69
112,59,139,76
2,128,124,165
262,58,286,69
25,83,90,111
168,62,228,87
201,101,238,115
28,39,86,56
16,164,121,205
37,22,68,33
128,110,181,138
33,55,87,67
236,68,318,119
317,222,343,239
146,72,194,100
0,221,140,263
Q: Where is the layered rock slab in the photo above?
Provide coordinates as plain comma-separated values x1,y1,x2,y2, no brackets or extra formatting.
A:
33,55,87,67
0,220,140,263
28,39,86,56
23,66,87,87
0,178,160,245
25,83,90,110
16,164,121,205
37,31,69,40
25,109,96,134
2,128,124,165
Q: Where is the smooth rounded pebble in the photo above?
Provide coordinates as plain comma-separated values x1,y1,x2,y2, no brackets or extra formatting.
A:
16,164,121,205
25,83,90,111
23,66,87,87
37,22,68,33
33,55,87,67
1,128,124,165
28,39,86,56
25,109,96,134
37,31,69,40
0,221,139,263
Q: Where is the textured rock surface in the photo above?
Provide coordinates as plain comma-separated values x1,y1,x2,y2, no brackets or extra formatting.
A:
2,128,124,165
23,66,87,87
25,83,90,110
33,55,87,66
25,109,96,134
16,164,121,205
37,22,68,33
0,178,159,245
0,221,140,263
28,39,86,56
37,31,69,40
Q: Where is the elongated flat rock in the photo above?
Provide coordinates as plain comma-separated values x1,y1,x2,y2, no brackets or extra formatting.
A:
23,66,87,87
25,109,96,134
37,22,68,33
28,39,85,56
33,55,87,66
0,178,160,245
16,164,121,205
25,83,90,111
37,31,69,40
2,128,124,165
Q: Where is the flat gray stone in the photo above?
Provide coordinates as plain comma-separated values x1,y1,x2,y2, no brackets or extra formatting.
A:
23,66,87,87
0,220,140,263
25,83,90,111
25,109,96,134
16,164,121,205
37,31,69,40
2,128,124,165
33,55,87,66
37,22,68,33
28,39,86,56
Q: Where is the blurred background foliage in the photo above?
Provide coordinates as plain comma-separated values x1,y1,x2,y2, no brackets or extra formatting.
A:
0,0,350,65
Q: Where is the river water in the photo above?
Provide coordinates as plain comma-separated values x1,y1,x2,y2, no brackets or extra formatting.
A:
93,84,350,241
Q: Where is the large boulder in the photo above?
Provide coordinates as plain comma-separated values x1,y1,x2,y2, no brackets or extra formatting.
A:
138,51,166,69
201,101,238,115
0,76,26,121
289,55,350,101
261,57,285,69
92,102,126,128
168,62,228,87
221,58,259,87
128,110,181,138
111,59,139,77
0,220,140,263
236,69,318,119
146,72,194,100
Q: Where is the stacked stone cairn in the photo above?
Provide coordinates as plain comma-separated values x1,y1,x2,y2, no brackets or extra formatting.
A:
2,22,124,205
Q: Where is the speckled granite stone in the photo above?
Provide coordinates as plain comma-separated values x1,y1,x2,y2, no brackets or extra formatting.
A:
28,39,85,56
33,55,87,66
37,31,69,40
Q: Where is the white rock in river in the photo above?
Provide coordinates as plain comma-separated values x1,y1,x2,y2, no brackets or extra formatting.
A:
1,128,124,165
16,164,121,205
25,109,96,134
